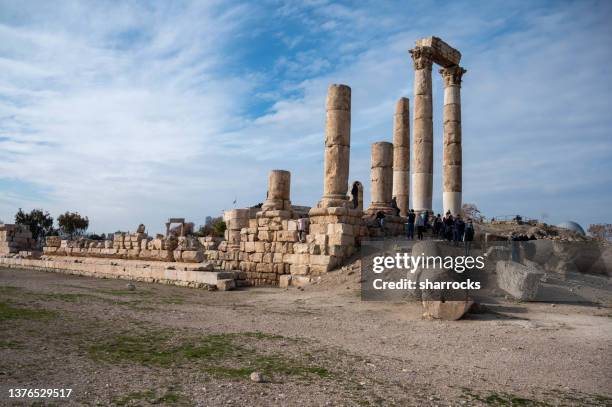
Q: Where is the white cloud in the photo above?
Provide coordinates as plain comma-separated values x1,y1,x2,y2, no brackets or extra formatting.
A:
1,0,611,234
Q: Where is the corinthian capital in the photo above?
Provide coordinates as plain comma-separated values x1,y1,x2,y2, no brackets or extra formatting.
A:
439,65,467,86
409,46,434,70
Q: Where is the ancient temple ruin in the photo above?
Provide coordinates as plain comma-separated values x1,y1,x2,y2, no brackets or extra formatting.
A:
3,36,467,288
409,36,466,216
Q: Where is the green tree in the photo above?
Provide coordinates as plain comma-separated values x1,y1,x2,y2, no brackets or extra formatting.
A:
196,216,226,237
57,212,89,238
14,208,55,240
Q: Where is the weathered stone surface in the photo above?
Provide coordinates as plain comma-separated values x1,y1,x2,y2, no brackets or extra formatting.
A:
422,300,473,321
415,36,461,67
368,142,394,213
320,84,351,208
217,278,236,291
496,260,544,301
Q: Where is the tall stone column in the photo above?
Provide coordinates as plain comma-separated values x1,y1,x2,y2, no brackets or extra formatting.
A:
392,97,410,216
262,170,291,210
409,46,434,214
368,142,393,213
319,84,351,208
440,65,466,216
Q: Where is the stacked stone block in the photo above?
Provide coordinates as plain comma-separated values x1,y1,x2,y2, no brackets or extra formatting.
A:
0,224,34,256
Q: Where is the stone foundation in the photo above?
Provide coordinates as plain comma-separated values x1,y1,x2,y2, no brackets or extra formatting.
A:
0,256,241,289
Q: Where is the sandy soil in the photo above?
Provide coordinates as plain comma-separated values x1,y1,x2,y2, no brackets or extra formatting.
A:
0,266,611,406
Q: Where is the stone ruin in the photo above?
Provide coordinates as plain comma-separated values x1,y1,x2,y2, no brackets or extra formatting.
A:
0,223,35,257
31,36,467,288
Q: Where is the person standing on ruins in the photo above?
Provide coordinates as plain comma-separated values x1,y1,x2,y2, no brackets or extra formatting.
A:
416,212,425,240
444,211,454,241
391,197,400,216
351,183,359,209
297,215,309,243
406,209,416,240
464,219,475,255
454,215,465,246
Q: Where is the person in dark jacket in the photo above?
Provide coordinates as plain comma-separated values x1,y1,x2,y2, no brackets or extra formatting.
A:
444,211,454,241
351,183,359,209
406,209,416,240
391,197,400,216
375,211,386,231
454,216,465,246
464,218,475,255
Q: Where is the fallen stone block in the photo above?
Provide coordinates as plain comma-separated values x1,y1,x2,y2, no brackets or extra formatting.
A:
422,299,473,321
496,260,544,301
279,274,292,288
216,279,236,291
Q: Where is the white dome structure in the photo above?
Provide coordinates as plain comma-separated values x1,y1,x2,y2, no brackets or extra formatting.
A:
556,221,585,235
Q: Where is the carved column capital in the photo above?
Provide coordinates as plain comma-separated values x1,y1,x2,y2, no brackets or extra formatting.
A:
439,65,467,86
409,46,434,70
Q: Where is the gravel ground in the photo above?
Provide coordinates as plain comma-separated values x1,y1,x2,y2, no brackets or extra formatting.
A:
0,266,611,406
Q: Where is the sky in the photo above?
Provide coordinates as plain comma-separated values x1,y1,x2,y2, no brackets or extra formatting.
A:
0,0,611,234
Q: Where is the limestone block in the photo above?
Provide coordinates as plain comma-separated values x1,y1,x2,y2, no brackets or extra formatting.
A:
279,274,292,288
290,264,310,275
257,231,272,242
310,255,337,267
443,143,462,165
293,243,309,254
45,236,61,247
496,260,544,301
443,103,461,123
277,230,299,242
328,245,346,257
182,250,204,263
217,279,236,291
291,275,311,287
308,244,322,255
328,233,354,246
414,68,432,95
415,36,461,67
413,94,433,119
422,300,472,321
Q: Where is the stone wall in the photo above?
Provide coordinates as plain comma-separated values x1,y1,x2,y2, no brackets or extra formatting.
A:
0,224,35,256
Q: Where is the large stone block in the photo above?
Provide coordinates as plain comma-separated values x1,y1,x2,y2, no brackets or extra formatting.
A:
496,260,544,301
415,36,461,67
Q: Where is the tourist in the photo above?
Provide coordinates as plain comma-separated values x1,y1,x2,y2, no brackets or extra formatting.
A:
297,215,309,243
464,218,475,255
376,211,386,231
433,214,443,238
454,215,465,246
391,197,400,216
416,211,425,240
406,209,416,240
444,211,454,241
351,183,359,209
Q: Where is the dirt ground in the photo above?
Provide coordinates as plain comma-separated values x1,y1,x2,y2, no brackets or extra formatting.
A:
0,266,611,406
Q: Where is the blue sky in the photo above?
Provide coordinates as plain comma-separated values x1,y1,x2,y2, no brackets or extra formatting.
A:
0,0,611,234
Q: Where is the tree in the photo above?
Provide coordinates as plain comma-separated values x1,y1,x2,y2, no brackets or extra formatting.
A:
196,216,226,237
14,208,55,241
57,212,89,238
588,224,612,241
461,203,483,222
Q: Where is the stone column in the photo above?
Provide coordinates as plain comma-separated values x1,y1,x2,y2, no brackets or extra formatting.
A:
319,84,351,208
409,46,434,214
262,170,291,210
368,142,393,213
440,65,466,216
392,97,410,216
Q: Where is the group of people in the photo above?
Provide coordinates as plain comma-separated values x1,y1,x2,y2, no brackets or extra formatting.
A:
406,209,475,253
